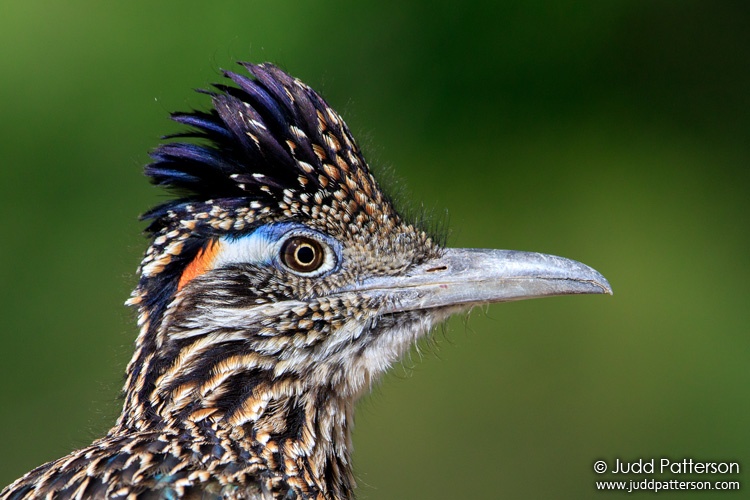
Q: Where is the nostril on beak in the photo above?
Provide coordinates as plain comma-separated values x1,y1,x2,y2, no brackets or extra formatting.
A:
425,266,448,273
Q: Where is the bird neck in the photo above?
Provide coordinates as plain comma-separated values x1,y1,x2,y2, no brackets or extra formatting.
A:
115,299,359,497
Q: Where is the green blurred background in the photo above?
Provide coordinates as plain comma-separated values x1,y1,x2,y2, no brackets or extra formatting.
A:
1,1,748,498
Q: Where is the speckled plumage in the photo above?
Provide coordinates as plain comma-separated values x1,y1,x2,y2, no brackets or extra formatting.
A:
2,63,611,500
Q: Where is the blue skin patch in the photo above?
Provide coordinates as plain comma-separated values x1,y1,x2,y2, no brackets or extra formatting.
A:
218,222,341,276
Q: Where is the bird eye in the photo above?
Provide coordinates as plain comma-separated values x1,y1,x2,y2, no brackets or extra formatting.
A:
280,236,325,274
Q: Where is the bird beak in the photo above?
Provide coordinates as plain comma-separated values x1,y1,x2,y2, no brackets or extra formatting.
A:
350,249,612,314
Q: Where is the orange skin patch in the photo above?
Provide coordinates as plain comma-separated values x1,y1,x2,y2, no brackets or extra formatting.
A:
178,240,222,291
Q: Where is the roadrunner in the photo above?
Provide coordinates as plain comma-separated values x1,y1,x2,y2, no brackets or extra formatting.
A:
2,63,611,499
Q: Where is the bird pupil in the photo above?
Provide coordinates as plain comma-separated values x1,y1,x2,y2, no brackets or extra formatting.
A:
296,245,315,265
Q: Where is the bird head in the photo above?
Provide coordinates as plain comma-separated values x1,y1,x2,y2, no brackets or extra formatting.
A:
119,63,610,450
